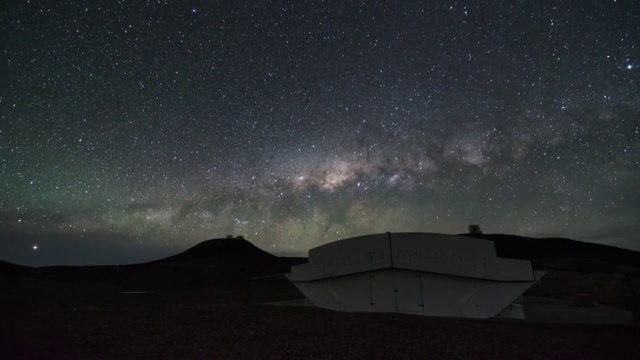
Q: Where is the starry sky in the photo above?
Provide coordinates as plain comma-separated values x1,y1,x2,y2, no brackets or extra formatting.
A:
1,1,639,266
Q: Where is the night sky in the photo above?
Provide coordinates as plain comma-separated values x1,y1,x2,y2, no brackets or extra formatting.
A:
1,1,639,266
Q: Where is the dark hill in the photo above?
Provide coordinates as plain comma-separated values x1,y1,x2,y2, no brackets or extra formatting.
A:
460,233,640,274
0,260,32,275
23,238,306,292
149,237,279,265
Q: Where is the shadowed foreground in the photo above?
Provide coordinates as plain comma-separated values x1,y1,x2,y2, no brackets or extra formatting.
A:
3,235,640,359
2,277,639,360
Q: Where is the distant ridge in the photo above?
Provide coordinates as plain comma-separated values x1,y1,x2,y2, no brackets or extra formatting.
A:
0,260,20,268
0,260,32,275
460,233,640,273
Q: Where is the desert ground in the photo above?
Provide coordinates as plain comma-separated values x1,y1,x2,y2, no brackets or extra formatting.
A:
2,275,640,360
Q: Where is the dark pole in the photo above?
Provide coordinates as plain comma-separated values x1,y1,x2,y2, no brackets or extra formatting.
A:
387,232,394,267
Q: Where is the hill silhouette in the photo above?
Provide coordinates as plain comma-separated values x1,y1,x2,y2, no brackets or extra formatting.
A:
0,260,32,275
14,237,306,292
460,233,640,274
149,237,281,266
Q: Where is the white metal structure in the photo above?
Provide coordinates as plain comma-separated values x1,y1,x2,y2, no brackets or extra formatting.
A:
287,232,545,318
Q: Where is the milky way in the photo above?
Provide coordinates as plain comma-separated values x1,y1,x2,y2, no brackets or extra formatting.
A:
1,1,639,265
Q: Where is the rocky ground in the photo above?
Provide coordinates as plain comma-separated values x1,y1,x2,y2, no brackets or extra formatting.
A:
2,276,639,359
